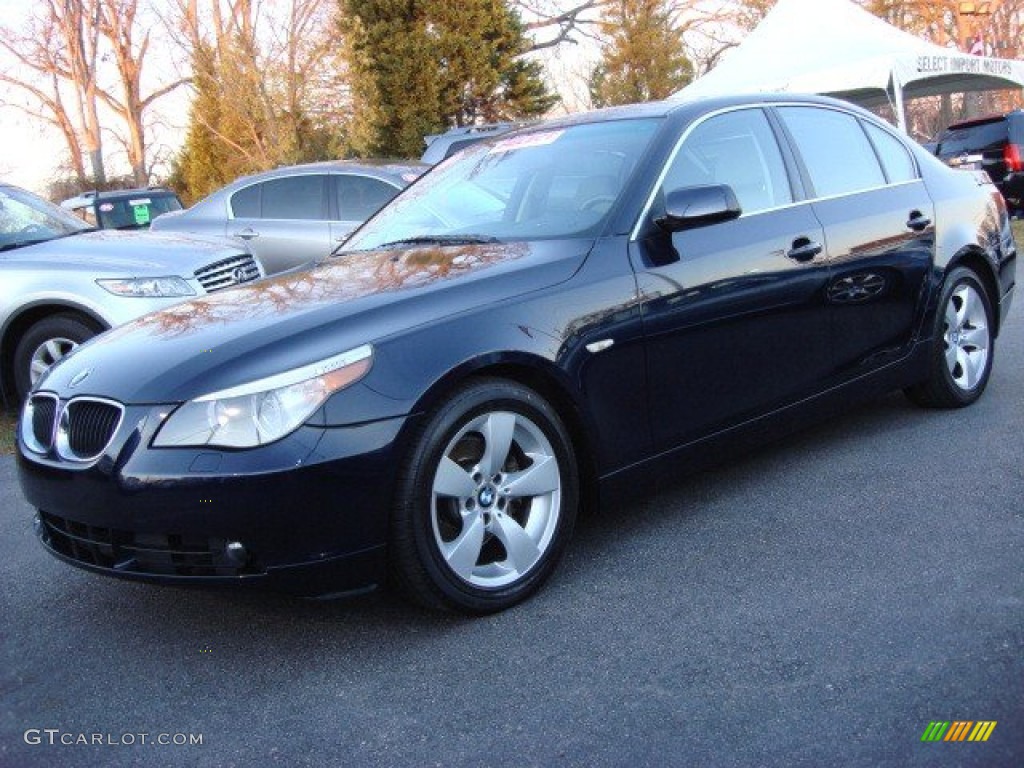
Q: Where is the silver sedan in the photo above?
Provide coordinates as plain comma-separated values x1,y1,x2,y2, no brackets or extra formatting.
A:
151,161,426,275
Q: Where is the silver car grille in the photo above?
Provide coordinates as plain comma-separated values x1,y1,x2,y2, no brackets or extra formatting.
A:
22,394,124,463
194,254,261,293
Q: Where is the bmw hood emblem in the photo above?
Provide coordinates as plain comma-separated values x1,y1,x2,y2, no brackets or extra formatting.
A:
69,368,92,388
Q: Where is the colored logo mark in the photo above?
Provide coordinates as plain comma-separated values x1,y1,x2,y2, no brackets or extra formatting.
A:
921,721,996,742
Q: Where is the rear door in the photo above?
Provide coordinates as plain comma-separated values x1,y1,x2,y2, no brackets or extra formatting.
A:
227,174,331,274
775,106,934,381
632,107,834,451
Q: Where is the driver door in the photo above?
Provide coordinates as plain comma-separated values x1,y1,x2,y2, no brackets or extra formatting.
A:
632,108,834,452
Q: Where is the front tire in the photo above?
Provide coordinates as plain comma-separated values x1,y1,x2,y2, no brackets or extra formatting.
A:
390,378,579,613
905,266,994,408
13,313,99,402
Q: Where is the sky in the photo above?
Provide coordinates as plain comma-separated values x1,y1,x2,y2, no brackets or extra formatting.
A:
0,0,196,196
0,0,735,198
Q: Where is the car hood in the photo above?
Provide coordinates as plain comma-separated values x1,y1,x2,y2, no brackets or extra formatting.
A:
5,230,245,273
39,239,594,403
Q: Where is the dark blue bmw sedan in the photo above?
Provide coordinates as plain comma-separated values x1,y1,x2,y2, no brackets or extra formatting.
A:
17,95,1016,613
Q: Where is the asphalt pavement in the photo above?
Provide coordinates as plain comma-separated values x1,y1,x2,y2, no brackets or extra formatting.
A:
1,302,1022,768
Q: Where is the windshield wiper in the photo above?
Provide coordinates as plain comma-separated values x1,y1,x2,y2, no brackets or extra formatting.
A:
0,237,52,252
372,234,501,249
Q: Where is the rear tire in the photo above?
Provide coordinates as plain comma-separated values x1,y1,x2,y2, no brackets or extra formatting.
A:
13,313,99,401
390,378,579,614
905,267,994,408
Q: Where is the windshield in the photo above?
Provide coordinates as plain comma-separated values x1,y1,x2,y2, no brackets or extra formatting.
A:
0,185,90,250
343,118,662,251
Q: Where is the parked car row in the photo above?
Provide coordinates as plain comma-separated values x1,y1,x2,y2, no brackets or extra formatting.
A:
0,183,261,404
16,94,1016,614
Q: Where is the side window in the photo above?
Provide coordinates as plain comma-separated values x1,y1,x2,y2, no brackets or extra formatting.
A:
663,108,792,216
336,175,400,221
778,107,885,197
230,184,260,218
260,175,326,220
863,121,917,184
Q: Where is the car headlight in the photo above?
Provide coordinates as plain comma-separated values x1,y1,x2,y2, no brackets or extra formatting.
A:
96,276,196,298
153,345,373,448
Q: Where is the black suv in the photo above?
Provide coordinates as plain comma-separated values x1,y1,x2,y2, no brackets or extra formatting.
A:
935,111,1024,213
60,186,183,229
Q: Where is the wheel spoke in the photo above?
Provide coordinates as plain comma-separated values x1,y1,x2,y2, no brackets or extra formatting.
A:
962,348,986,389
434,456,477,498
442,513,485,580
45,340,64,362
960,325,989,351
30,359,50,380
502,455,559,498
963,288,986,325
480,412,516,477
944,301,959,333
491,513,541,574
944,340,959,372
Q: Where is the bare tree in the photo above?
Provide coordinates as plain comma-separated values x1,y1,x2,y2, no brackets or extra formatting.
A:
0,0,106,183
96,0,190,186
516,0,610,51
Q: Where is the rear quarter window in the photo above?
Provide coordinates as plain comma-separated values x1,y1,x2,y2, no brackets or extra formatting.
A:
863,122,917,184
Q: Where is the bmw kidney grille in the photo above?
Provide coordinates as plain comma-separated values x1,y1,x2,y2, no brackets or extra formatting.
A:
22,394,124,462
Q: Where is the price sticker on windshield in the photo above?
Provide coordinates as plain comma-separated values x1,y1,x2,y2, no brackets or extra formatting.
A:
489,130,564,154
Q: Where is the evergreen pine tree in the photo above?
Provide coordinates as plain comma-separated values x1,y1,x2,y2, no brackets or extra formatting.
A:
340,0,556,157
589,0,693,108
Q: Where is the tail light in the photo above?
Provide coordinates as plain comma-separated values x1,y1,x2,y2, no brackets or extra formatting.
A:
1003,143,1023,172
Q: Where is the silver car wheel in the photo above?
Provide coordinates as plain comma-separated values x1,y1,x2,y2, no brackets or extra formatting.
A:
430,410,562,589
942,283,990,391
29,337,78,386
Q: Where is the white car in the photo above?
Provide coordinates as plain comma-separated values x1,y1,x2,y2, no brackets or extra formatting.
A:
0,183,261,402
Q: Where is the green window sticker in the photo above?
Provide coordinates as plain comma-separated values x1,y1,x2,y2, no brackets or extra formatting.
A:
132,204,151,225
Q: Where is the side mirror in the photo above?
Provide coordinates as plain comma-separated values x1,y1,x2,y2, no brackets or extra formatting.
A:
655,184,741,232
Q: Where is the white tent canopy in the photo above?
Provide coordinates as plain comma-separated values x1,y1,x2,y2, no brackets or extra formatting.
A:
672,0,1024,130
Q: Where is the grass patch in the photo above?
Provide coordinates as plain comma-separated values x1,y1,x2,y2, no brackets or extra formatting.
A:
1012,219,1024,244
1,409,16,456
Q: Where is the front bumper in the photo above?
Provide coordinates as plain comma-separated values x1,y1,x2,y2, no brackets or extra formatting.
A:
17,403,412,595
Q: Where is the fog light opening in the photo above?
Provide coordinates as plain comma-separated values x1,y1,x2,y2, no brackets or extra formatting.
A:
225,541,248,565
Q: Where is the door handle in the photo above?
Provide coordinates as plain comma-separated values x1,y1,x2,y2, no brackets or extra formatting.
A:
232,228,260,240
906,211,931,232
786,237,822,263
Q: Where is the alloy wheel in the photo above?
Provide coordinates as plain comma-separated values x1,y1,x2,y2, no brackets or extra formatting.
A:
430,410,562,588
942,283,990,391
29,337,78,387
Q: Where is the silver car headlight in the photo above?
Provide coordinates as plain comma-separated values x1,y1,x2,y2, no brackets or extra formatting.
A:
96,276,196,298
153,345,373,448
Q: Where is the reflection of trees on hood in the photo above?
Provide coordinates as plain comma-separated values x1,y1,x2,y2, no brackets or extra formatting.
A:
112,242,528,339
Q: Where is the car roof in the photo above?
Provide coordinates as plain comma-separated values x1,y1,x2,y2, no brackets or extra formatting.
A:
228,160,428,186
943,111,1024,131
60,187,180,208
523,93,878,132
